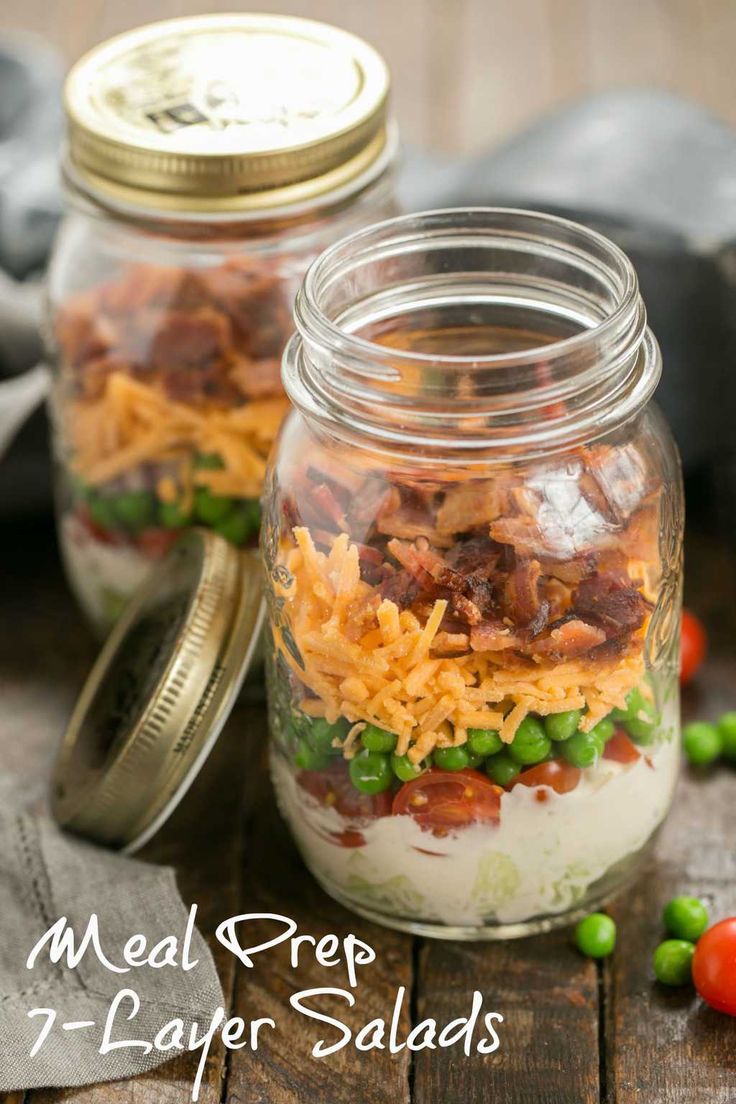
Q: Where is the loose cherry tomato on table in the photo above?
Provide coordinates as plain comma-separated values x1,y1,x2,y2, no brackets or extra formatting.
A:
508,758,581,800
392,768,502,831
680,609,707,686
692,918,736,1015
603,729,641,764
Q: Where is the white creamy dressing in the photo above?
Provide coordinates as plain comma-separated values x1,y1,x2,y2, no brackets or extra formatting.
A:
272,716,679,928
60,513,151,630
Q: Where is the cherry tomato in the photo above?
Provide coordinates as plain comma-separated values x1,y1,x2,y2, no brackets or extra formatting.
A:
603,729,641,765
136,528,181,559
509,758,581,799
681,609,707,686
392,768,502,831
692,918,736,1015
76,504,125,546
298,761,392,822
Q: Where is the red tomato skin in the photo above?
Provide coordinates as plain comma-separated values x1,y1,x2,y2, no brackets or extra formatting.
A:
297,762,392,822
392,768,502,831
75,504,125,546
692,919,736,1016
603,730,641,764
509,759,581,796
136,528,181,559
680,609,707,685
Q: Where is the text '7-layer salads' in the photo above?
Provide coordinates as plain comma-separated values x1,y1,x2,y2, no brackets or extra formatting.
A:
266,419,680,930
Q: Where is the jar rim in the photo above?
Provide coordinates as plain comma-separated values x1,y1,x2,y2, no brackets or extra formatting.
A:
296,206,641,369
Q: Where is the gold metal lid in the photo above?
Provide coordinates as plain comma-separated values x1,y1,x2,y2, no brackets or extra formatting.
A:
64,13,391,214
51,529,264,852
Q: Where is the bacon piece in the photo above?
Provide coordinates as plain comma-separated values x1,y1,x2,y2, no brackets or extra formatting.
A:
377,485,453,547
229,355,283,399
506,558,540,620
436,481,505,534
573,573,650,639
150,308,232,372
379,570,420,610
528,619,606,659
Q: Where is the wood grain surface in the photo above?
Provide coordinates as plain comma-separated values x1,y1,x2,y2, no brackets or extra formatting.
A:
2,0,736,155
1,514,735,1103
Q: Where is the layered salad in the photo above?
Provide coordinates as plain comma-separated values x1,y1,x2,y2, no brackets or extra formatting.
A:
266,436,679,932
52,257,292,629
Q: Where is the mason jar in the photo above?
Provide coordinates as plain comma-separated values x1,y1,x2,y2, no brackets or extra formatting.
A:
46,14,397,632
263,208,684,939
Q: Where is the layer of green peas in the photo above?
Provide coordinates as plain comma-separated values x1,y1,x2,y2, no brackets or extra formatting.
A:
292,684,660,796
78,452,261,546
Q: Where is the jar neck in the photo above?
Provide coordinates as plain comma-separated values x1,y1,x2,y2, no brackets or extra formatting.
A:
283,208,661,464
61,129,398,247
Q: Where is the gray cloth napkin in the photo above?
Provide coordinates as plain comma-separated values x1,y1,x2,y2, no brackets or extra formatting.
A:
0,809,225,1091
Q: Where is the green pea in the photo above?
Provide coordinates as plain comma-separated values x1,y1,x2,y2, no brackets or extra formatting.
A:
717,711,736,762
294,738,330,772
194,487,233,526
467,728,503,757
486,752,520,787
683,721,722,766
244,498,262,530
663,896,709,942
215,506,253,546
87,493,118,530
433,745,471,771
622,688,658,745
194,452,225,470
361,724,398,753
391,753,425,782
562,729,601,769
349,748,393,794
159,499,191,529
465,748,484,769
575,913,616,958
113,490,156,531
544,709,582,742
589,716,616,745
508,717,551,765
307,717,348,754
652,939,695,986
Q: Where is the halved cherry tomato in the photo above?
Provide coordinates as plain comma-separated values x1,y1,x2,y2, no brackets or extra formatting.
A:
603,729,641,765
509,758,581,800
75,504,125,546
681,609,707,685
136,528,181,559
298,761,393,822
692,918,736,1016
392,768,502,831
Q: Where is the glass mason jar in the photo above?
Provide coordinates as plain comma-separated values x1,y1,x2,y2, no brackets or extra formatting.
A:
46,14,397,633
263,208,684,940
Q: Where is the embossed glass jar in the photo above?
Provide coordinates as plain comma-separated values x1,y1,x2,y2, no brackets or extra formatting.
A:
47,14,397,632
263,208,684,940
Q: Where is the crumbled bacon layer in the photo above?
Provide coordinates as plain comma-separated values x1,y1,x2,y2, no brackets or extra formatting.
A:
55,257,292,408
283,441,659,666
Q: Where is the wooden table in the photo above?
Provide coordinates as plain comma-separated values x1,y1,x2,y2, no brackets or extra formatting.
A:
1,513,735,1104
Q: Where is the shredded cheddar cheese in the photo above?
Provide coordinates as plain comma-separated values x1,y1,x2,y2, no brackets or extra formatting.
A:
67,371,290,499
275,528,647,762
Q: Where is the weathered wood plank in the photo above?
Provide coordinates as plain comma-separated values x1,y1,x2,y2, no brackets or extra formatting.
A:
604,659,736,1104
223,764,413,1104
413,931,600,1104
